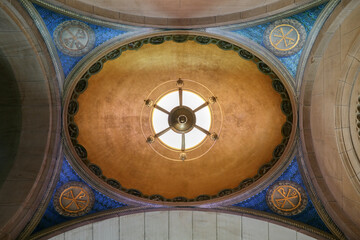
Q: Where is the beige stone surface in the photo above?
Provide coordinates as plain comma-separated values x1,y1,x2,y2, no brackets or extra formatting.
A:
48,211,318,240
49,234,65,240
269,223,296,240
242,216,269,240
193,211,216,240
77,0,279,18
64,225,92,240
217,213,241,240
120,213,145,240
145,211,168,240
302,2,360,238
169,211,192,240
50,0,315,27
93,217,119,240
0,2,61,239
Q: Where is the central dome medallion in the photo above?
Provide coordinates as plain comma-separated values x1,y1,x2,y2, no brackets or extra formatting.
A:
143,79,221,161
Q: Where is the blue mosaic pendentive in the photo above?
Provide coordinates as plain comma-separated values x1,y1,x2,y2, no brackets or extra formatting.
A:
233,157,330,234
232,3,326,78
33,4,128,78
33,159,127,234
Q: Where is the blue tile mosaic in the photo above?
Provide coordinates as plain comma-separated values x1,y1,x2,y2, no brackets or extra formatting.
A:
33,4,127,78
33,158,127,233
232,3,326,78
233,157,331,233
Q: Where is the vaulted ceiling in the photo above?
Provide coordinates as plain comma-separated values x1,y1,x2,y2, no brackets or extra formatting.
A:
1,0,360,239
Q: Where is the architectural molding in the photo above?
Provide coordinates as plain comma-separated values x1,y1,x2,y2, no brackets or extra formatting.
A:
32,0,328,29
20,0,65,92
30,208,334,240
213,0,329,31
299,1,360,239
295,0,340,92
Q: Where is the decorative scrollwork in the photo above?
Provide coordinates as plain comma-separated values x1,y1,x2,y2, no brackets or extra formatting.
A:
172,196,188,202
89,61,102,74
258,163,272,175
88,164,102,176
258,62,272,74
281,100,292,116
149,194,165,201
218,189,233,197
106,49,121,60
150,36,165,45
74,144,87,159
356,96,360,138
238,49,253,60
287,114,293,123
195,195,211,201
238,178,254,189
217,40,233,50
282,138,289,146
173,35,188,43
127,189,142,197
281,122,292,137
195,36,211,44
68,100,78,115
272,79,285,93
106,178,121,189
270,158,278,165
273,144,286,159
128,41,143,50
68,123,79,139
75,79,87,93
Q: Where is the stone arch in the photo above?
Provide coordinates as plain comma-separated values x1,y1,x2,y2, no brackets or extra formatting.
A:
0,2,62,239
299,1,360,239
40,0,318,28
36,210,322,240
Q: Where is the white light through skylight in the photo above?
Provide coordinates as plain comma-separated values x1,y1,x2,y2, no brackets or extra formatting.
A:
152,90,211,150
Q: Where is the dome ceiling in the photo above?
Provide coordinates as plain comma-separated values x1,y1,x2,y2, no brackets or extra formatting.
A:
65,35,294,203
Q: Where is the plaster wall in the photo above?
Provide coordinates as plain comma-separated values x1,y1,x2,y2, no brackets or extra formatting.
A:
48,211,316,240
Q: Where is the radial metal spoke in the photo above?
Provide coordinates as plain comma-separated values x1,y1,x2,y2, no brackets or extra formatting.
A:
179,88,183,106
193,102,209,112
155,127,171,138
194,125,211,135
154,104,170,115
181,133,185,151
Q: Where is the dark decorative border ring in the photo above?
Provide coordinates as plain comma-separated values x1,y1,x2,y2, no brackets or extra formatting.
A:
65,34,294,203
